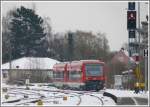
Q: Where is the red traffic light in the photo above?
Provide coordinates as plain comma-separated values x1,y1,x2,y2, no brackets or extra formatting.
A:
127,11,136,20
135,55,139,62
127,11,136,29
132,53,142,64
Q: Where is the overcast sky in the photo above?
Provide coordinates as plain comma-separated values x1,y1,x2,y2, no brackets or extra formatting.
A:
2,1,148,51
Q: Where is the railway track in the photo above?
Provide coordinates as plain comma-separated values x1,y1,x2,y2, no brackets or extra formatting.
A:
2,86,104,106
86,93,104,105
70,91,104,105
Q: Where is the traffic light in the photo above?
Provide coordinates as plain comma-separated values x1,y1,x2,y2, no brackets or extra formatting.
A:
127,11,136,29
129,30,135,38
128,2,135,10
135,55,139,62
129,42,138,47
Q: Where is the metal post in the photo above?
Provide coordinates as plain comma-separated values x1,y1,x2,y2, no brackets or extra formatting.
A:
128,37,130,90
137,2,141,84
138,2,140,44
128,60,130,90
145,56,147,92
144,49,148,92
9,44,12,69
9,34,12,82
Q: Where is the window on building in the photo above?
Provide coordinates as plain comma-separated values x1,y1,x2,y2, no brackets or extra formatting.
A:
3,73,7,78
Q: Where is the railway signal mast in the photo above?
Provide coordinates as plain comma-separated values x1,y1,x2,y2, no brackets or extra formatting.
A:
127,2,136,89
127,2,137,59
127,2,145,90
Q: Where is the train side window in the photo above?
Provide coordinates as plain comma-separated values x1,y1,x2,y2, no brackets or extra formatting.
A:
53,71,64,80
69,71,81,80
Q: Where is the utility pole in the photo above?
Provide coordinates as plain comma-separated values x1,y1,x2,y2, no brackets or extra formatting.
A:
8,22,12,82
144,49,148,92
68,32,74,62
137,2,141,85
9,43,12,70
8,20,12,70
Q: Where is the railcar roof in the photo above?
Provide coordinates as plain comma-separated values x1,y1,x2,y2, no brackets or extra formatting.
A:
80,60,104,63
53,60,105,71
53,60,104,67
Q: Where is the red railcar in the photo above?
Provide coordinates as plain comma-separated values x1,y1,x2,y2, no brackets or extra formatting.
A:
52,60,105,91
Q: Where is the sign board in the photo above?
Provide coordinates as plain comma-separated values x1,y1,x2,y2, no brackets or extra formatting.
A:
25,79,29,85
114,75,122,86
144,49,148,57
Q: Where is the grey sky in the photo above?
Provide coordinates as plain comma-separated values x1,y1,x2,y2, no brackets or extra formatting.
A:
2,1,148,51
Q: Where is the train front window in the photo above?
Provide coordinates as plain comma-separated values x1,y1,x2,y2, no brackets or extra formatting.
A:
85,64,103,76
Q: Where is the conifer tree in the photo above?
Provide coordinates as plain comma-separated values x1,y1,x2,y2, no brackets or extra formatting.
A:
10,6,47,59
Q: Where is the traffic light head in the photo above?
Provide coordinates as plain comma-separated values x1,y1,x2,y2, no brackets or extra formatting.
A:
135,55,139,62
129,30,135,38
127,11,136,29
128,2,135,10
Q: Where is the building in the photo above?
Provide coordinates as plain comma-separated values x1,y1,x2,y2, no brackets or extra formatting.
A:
2,57,60,83
109,48,136,89
139,18,148,49
111,48,135,65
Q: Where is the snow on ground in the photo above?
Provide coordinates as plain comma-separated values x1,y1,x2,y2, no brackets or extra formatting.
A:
105,89,149,99
2,93,23,103
2,82,148,106
3,83,148,106
1,83,116,106
28,83,59,91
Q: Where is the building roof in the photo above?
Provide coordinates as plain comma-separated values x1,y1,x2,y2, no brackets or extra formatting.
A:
2,57,60,70
111,49,135,65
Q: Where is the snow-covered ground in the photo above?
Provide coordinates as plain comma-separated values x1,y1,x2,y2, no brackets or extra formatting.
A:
105,89,149,99
1,83,116,106
1,83,148,106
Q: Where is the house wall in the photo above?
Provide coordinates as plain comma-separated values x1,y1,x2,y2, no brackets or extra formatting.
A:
2,70,9,83
4,69,53,84
122,74,136,90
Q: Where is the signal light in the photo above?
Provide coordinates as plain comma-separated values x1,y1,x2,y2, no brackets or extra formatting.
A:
135,55,139,62
127,11,136,29
129,30,135,38
128,2,135,10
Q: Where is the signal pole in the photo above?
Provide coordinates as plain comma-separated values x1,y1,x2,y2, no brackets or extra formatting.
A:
144,49,148,92
137,2,141,88
127,2,137,89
